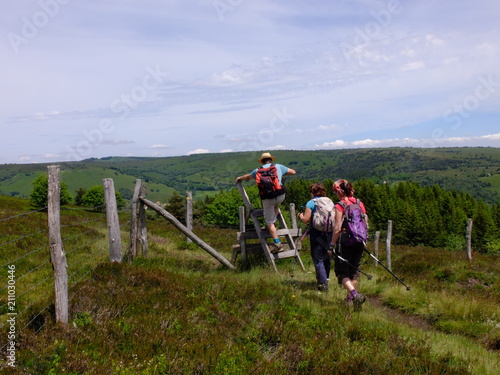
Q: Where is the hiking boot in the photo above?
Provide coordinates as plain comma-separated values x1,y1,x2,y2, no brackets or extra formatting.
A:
317,283,328,292
346,295,354,307
270,242,284,253
353,293,366,312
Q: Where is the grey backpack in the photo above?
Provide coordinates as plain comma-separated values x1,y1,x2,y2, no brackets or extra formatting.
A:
312,197,335,232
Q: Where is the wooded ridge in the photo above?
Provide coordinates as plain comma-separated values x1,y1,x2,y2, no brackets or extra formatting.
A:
1,147,499,204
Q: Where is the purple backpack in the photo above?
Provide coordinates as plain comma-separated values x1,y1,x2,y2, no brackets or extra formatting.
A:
339,199,367,246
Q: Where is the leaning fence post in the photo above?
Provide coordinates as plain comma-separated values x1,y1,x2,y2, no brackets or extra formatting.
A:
373,231,380,267
186,191,193,243
466,218,473,261
47,165,68,324
386,220,392,271
103,178,122,262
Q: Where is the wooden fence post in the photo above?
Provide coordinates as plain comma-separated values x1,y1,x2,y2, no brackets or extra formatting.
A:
238,206,247,263
373,231,380,267
186,191,193,243
128,179,142,261
138,183,148,257
290,203,297,229
47,165,68,324
386,220,392,271
289,203,301,250
103,178,122,262
466,218,473,261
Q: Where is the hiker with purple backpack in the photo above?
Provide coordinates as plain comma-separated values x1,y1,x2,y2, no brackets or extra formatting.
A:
298,183,335,292
328,179,369,310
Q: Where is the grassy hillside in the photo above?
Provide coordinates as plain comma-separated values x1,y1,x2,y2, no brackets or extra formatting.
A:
1,147,499,204
0,196,499,373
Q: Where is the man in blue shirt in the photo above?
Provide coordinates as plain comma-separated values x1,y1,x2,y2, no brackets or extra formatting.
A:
236,152,296,252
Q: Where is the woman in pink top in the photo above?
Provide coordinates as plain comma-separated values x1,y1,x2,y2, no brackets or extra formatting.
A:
329,179,368,310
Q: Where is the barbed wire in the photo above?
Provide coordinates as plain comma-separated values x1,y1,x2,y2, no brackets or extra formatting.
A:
0,228,47,250
0,243,48,270
2,245,50,268
65,235,105,257
68,245,107,285
0,188,140,354
0,274,53,334
61,215,106,229
8,258,51,285
0,207,47,223
69,261,103,293
62,228,103,245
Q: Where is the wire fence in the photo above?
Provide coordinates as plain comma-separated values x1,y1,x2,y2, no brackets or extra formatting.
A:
0,175,132,365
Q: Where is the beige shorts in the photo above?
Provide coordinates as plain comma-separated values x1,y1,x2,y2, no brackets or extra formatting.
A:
262,194,286,225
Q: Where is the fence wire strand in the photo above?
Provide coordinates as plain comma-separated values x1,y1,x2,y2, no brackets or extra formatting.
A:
0,197,119,353
0,207,47,223
0,228,47,249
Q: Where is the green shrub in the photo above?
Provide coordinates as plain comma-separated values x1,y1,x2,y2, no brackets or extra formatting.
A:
29,174,73,207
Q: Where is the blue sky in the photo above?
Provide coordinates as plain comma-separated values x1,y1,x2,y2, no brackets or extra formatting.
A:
1,0,499,164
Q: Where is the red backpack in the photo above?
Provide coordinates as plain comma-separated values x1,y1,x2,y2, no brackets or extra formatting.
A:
255,163,285,199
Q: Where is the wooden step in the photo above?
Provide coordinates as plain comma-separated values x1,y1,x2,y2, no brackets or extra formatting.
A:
237,228,302,240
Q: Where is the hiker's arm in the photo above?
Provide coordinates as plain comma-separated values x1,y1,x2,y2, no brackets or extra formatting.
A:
235,174,252,183
285,168,296,176
298,207,312,224
361,201,369,229
328,208,343,251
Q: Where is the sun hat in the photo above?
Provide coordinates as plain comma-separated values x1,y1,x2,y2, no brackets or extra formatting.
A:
258,152,276,163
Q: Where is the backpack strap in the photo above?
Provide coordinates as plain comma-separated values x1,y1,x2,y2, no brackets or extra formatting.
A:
337,200,347,211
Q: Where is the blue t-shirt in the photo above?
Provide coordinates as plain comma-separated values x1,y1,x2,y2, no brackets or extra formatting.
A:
250,163,289,184
306,197,321,216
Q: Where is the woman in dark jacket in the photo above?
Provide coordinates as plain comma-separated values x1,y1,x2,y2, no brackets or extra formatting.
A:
298,183,333,292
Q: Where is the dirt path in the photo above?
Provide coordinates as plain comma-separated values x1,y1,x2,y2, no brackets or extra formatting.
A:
368,295,434,331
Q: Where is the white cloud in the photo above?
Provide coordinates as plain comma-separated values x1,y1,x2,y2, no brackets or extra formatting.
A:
316,133,500,150
269,145,286,150
44,153,61,159
148,144,170,149
425,34,445,46
187,148,209,155
316,140,348,148
101,139,134,145
316,124,341,131
400,61,426,72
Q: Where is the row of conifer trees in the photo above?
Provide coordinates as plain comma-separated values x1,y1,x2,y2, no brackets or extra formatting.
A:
202,179,500,253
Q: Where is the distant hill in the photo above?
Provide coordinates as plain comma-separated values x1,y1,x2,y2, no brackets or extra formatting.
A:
1,147,499,204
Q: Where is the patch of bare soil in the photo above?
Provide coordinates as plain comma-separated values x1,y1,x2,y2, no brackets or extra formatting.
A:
368,295,433,331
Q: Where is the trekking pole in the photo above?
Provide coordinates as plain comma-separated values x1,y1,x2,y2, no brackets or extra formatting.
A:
317,237,372,280
363,248,411,291
332,251,373,280
294,207,309,247
299,227,309,242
